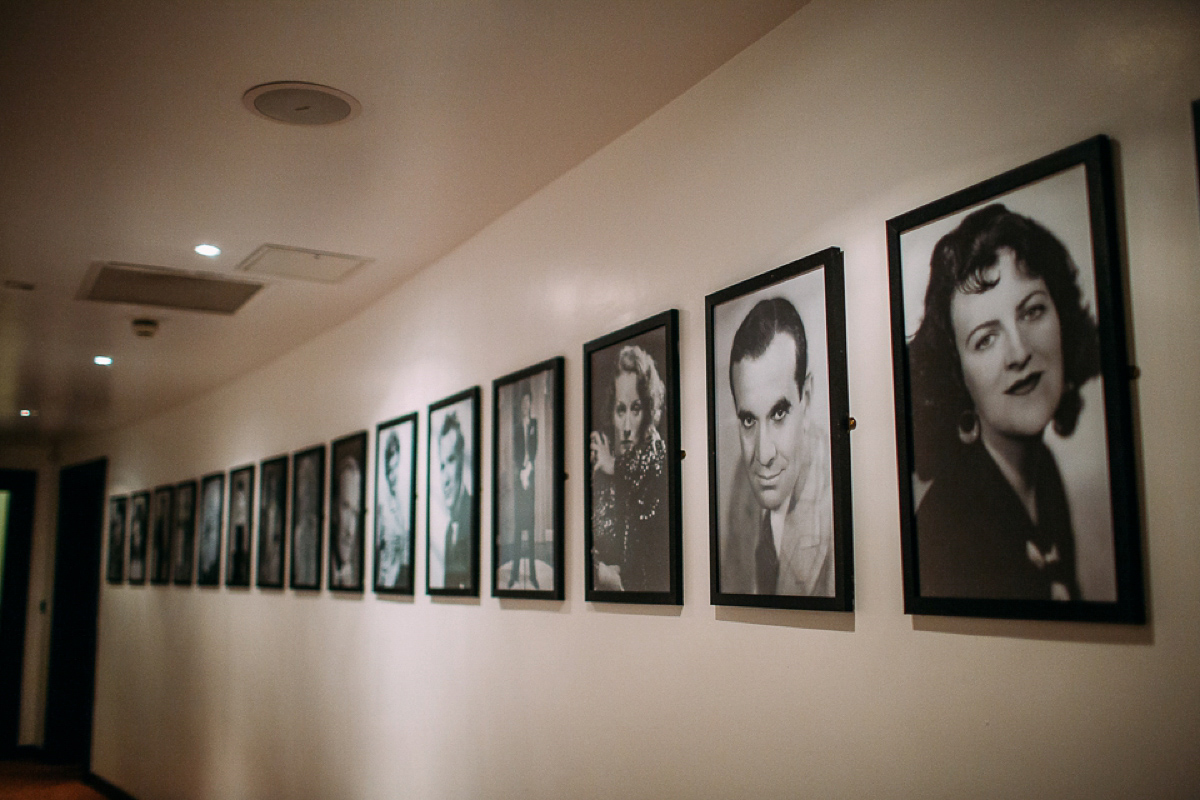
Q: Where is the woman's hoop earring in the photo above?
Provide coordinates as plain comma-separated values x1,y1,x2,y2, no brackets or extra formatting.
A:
958,409,979,445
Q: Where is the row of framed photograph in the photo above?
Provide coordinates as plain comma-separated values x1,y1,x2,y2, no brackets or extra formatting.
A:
105,133,1147,623
103,374,565,598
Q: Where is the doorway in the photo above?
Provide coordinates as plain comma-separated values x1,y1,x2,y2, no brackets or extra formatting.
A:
42,458,106,766
0,469,37,756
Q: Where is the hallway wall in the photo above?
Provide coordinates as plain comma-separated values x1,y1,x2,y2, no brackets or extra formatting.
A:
68,2,1200,797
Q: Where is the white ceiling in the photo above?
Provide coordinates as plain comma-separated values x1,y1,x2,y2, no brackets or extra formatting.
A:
0,0,804,445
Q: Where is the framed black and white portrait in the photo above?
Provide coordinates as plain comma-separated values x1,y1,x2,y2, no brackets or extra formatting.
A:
427,388,481,596
887,135,1143,622
290,445,325,591
256,455,288,589
706,248,854,611
329,432,367,592
172,481,197,585
492,357,565,600
584,310,682,605
128,491,149,585
226,465,254,588
1193,99,1200,205
150,485,174,585
196,473,224,587
374,414,417,595
105,495,127,584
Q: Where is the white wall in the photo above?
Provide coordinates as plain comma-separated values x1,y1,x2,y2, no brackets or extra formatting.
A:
69,2,1200,798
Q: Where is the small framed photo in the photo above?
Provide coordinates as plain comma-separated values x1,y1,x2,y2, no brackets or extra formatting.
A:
584,310,682,605
149,486,174,585
427,388,481,596
105,496,127,584
256,456,288,589
374,414,417,594
290,445,325,591
1193,99,1200,199
706,248,854,611
226,465,255,588
172,481,197,585
330,432,367,592
887,135,1143,622
196,473,224,587
128,491,149,585
492,357,565,600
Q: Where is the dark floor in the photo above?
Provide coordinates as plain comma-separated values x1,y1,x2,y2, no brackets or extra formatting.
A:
0,760,112,800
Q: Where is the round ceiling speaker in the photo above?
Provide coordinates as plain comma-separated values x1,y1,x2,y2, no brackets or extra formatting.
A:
242,81,361,126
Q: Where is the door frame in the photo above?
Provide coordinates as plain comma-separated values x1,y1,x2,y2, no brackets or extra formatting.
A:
0,468,37,755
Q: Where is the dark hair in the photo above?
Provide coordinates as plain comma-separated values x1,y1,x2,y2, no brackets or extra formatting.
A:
729,297,809,404
908,203,1101,481
384,431,400,464
516,380,532,424
438,411,464,460
603,344,665,440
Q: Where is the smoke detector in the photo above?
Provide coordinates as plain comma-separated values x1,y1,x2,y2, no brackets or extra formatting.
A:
132,318,159,338
243,82,361,126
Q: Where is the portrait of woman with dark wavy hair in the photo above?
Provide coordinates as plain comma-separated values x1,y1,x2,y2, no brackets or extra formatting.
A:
905,201,1114,602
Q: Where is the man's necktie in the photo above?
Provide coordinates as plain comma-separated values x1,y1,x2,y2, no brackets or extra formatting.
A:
756,512,778,593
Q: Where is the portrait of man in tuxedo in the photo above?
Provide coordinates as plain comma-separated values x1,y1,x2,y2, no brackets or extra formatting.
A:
507,383,539,589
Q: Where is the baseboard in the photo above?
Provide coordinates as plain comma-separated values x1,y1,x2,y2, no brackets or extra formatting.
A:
84,771,140,800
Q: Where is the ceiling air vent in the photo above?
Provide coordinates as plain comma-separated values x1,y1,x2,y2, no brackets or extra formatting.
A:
80,262,263,315
237,244,371,284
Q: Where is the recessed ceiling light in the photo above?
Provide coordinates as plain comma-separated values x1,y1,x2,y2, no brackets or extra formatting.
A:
94,355,113,366
195,244,221,257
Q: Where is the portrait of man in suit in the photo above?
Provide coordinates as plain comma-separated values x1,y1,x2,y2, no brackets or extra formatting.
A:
721,296,834,597
437,410,472,590
506,382,539,588
329,433,366,591
150,487,173,584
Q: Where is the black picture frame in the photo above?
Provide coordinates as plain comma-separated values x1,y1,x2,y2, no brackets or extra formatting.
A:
427,387,481,596
492,357,565,600
195,472,224,585
128,491,149,585
196,473,224,587
149,485,174,585
1193,99,1200,216
256,455,288,589
886,134,1143,623
105,495,127,584
583,310,682,605
225,465,255,588
172,480,197,585
705,248,854,611
290,445,325,591
374,413,418,595
329,432,367,593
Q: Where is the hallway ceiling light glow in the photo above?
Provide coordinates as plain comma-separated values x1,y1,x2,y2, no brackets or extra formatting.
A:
94,355,113,366
19,409,32,417
195,244,221,257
